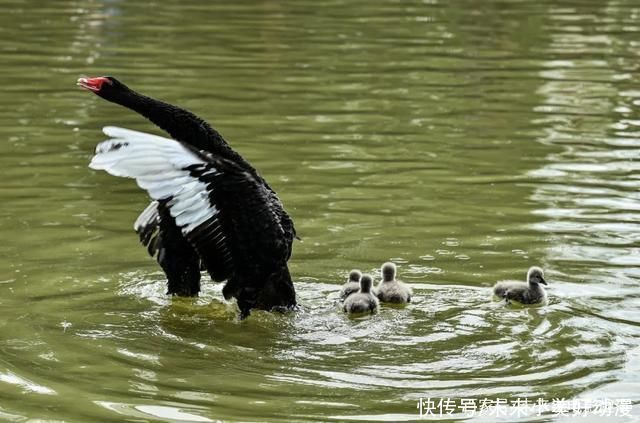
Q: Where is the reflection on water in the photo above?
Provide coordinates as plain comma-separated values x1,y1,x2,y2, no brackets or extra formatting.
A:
1,0,640,421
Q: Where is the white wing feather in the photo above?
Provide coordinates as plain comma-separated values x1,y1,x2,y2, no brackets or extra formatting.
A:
90,126,219,233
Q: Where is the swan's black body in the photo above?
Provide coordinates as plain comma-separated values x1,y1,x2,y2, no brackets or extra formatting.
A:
79,76,297,317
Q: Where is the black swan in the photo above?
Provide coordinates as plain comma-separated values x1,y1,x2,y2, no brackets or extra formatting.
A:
493,266,548,304
339,269,362,301
343,274,379,314
375,262,412,303
78,76,297,318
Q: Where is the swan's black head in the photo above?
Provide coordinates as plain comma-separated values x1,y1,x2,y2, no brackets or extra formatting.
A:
360,274,373,293
527,266,547,286
381,262,396,282
77,76,129,100
348,269,362,283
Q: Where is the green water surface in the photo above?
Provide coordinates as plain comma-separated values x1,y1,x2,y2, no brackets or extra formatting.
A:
1,0,640,421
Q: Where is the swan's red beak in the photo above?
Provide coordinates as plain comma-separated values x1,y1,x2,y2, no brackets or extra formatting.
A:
77,76,110,92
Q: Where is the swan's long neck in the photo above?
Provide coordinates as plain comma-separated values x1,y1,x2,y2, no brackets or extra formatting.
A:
115,89,256,173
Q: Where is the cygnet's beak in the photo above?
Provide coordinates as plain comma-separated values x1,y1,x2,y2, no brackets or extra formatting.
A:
540,277,548,286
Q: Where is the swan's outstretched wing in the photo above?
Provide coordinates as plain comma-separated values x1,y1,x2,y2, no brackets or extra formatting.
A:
91,127,294,311
134,201,160,257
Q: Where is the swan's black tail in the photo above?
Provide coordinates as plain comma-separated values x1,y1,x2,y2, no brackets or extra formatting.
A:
226,266,296,319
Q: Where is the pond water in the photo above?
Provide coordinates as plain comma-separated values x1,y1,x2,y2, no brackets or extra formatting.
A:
1,0,640,421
